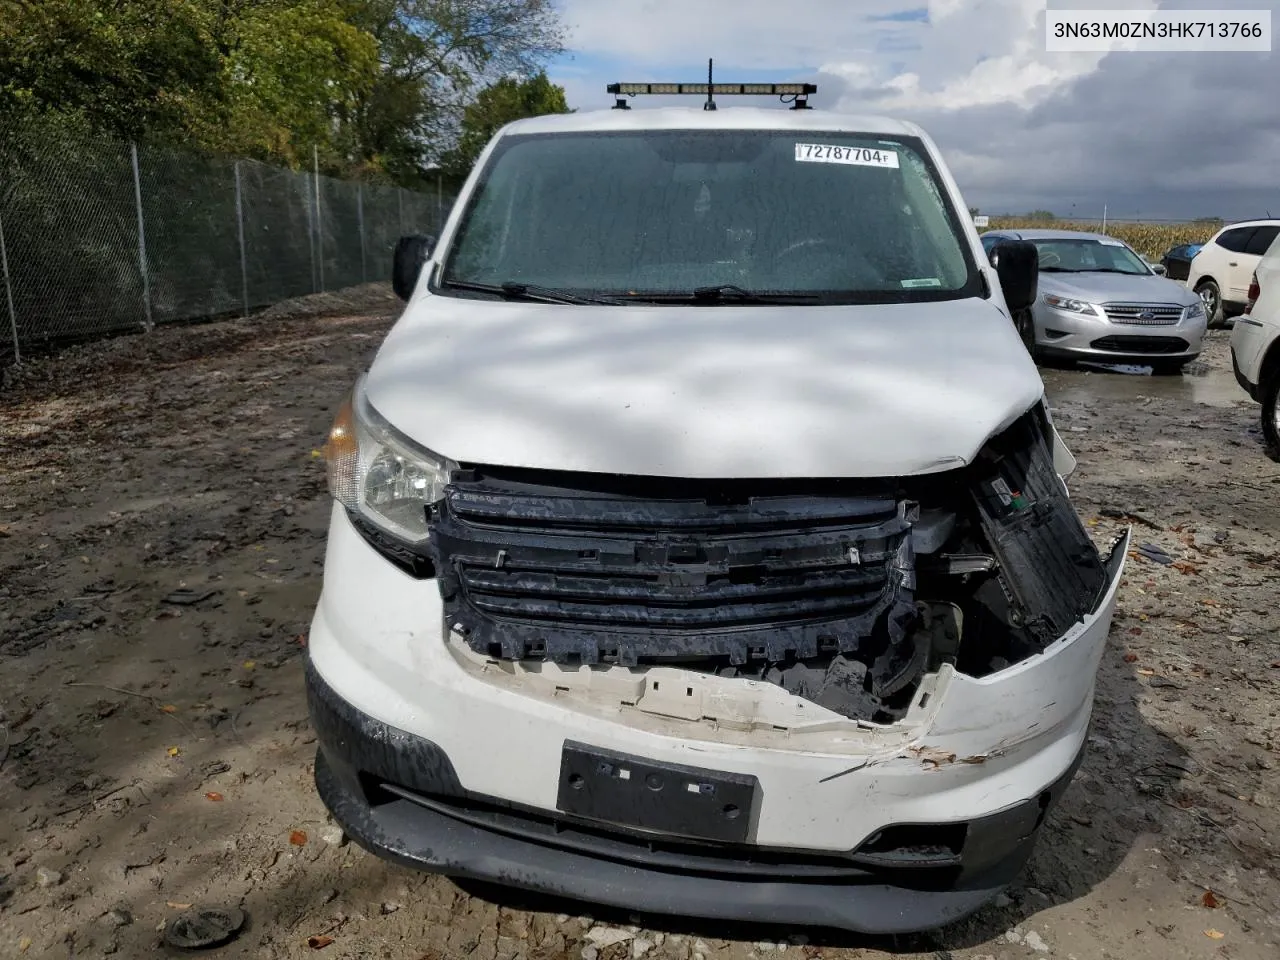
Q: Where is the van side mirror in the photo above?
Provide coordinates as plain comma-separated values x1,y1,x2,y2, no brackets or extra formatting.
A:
392,234,436,301
1151,262,1167,276
988,240,1039,312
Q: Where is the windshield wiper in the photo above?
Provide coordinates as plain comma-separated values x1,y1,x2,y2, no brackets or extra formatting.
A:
444,280,621,305
624,285,824,304
1039,266,1083,273
1081,268,1145,276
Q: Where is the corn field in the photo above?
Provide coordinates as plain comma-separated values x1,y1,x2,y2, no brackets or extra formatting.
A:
987,218,1219,260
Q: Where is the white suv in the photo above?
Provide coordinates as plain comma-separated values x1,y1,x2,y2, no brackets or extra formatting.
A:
1230,232,1280,454
308,99,1128,934
1186,219,1280,325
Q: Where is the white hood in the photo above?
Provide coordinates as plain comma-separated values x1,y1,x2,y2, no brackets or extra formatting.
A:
363,294,1045,479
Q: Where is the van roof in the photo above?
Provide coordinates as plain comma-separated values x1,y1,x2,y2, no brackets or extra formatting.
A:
499,106,922,138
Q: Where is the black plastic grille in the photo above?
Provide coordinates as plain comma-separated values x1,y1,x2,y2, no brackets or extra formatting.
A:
427,468,917,667
1089,335,1189,354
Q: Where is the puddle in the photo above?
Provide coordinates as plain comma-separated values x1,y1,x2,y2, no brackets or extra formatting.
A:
1042,361,1247,409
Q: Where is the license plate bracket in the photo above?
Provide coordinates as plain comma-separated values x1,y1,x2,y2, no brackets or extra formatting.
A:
556,741,758,843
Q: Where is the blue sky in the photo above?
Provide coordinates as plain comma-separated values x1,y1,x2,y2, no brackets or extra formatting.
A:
545,0,1279,219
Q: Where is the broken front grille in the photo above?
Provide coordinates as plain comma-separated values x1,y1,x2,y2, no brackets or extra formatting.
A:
426,467,917,668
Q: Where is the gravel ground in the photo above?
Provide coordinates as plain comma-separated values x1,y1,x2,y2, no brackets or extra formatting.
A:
1,290,1277,959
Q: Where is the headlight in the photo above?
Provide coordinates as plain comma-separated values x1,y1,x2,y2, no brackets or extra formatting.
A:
1183,300,1205,320
1043,294,1098,316
323,376,450,544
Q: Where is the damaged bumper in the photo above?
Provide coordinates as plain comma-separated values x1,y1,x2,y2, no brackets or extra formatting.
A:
309,659,1085,934
307,496,1128,931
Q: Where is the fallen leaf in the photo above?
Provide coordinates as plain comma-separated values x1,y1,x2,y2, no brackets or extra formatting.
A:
296,633,308,647
242,660,256,670
310,449,323,459
205,792,224,802
290,830,308,846
1204,928,1225,939
1128,627,1143,636
1202,890,1220,908
1270,661,1280,669
166,901,193,910
307,934,335,949
161,704,177,713
1123,653,1139,663
19,937,32,952
167,746,180,757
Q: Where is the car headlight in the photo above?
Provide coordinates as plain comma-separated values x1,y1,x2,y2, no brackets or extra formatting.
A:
1183,300,1205,320
1043,294,1098,316
323,376,450,544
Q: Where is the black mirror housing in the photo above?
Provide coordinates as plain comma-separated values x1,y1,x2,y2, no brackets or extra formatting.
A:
988,240,1039,312
392,234,436,301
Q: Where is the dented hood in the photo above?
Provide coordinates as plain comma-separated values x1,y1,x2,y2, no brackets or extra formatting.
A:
364,294,1044,478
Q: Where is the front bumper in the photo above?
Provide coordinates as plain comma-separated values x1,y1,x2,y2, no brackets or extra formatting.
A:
306,505,1128,932
1033,304,1205,364
309,661,1084,934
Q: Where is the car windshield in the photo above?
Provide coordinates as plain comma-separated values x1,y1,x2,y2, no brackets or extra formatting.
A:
1030,238,1150,275
439,130,981,304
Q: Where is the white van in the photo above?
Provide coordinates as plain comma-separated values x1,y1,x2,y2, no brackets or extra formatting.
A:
308,93,1128,935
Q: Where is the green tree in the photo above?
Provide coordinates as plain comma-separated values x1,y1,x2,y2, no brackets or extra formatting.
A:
441,71,569,177
0,0,566,184
0,0,224,138
344,0,566,184
1024,209,1058,221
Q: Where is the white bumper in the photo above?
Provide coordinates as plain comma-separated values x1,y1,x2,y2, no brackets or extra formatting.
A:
309,504,1126,853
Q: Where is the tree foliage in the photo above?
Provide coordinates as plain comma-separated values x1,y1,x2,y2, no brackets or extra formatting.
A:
442,72,570,178
0,0,566,184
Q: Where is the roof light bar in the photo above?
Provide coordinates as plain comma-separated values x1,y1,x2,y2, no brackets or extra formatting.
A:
607,82,816,96
608,59,817,110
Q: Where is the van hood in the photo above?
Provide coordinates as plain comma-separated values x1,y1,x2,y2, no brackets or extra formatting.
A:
1040,270,1200,306
363,294,1045,479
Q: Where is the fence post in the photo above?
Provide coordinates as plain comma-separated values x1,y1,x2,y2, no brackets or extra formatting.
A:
357,184,367,284
0,209,19,364
130,143,153,330
234,162,249,317
305,171,318,294
313,145,324,293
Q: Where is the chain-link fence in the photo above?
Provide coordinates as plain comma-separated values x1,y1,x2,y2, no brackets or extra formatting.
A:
0,124,453,364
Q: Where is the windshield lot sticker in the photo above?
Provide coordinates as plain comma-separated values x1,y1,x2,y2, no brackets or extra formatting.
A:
901,278,942,288
794,143,900,168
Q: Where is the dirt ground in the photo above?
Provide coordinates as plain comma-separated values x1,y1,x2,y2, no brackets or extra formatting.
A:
1,288,1277,960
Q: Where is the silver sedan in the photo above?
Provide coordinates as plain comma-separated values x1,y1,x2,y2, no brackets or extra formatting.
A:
981,228,1207,374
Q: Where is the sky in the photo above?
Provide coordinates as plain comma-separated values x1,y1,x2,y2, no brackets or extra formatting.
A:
546,0,1279,220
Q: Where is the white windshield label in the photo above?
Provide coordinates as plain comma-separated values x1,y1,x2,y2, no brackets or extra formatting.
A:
794,143,899,168
901,278,942,288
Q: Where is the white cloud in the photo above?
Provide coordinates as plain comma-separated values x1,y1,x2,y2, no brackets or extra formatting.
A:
548,0,1280,217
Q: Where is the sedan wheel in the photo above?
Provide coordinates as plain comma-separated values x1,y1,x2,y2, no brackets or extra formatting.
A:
1196,280,1223,327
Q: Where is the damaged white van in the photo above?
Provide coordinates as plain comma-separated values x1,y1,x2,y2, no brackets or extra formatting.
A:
308,85,1128,935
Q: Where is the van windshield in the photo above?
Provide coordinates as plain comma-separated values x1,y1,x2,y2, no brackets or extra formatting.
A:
439,130,982,305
